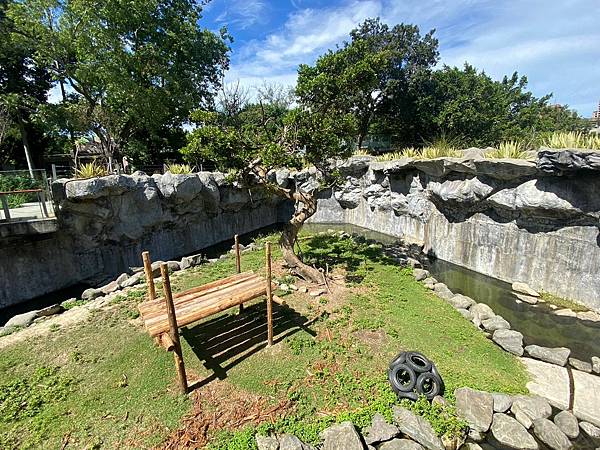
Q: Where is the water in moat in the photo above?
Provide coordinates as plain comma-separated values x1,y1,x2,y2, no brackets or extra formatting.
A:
304,223,600,361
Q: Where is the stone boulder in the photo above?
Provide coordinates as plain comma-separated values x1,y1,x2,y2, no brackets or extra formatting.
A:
364,413,399,445
4,310,38,328
532,418,571,450
490,413,538,450
433,283,454,300
427,177,494,205
82,288,102,301
537,148,600,175
472,158,538,181
393,406,444,450
256,435,279,450
320,421,363,450
470,303,495,327
455,387,493,432
413,268,429,281
524,345,570,366
579,421,600,438
379,439,424,450
491,393,513,413
592,356,600,374
569,358,592,372
481,315,510,331
511,396,552,423
553,410,579,439
492,329,524,356
279,434,306,450
514,293,538,304
511,282,540,297
448,294,476,310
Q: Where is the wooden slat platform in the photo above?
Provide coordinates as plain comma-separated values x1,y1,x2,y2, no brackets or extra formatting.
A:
138,271,273,337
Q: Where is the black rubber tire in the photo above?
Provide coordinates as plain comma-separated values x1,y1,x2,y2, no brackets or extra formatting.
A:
415,371,443,400
388,363,417,393
390,351,407,367
397,390,419,401
406,351,432,374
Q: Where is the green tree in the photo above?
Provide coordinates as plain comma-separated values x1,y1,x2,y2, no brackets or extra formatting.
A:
8,0,230,165
181,103,356,282
296,17,439,149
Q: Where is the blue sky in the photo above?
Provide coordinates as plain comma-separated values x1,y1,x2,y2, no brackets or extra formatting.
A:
200,0,600,116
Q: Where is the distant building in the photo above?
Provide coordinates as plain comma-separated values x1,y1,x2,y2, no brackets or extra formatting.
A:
592,101,600,124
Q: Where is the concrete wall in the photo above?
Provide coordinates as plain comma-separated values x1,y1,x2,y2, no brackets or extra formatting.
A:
310,150,600,312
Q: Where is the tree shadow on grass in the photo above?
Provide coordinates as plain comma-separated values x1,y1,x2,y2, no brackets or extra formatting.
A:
182,301,316,391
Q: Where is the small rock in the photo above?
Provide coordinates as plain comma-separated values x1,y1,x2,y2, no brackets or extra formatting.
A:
467,429,485,442
279,434,305,450
554,309,576,317
514,409,534,429
116,273,129,286
100,280,120,294
166,261,181,272
515,293,539,304
492,329,524,356
289,284,298,291
393,406,445,450
524,345,570,366
492,393,513,413
457,308,473,320
449,294,476,310
298,286,308,294
512,282,540,297
82,288,102,300
490,413,539,450
321,421,363,450
413,268,429,281
569,358,592,373
37,304,64,317
592,356,600,374
4,311,38,328
471,303,495,327
432,395,447,407
256,435,279,450
532,418,572,450
481,315,510,331
309,289,325,297
150,260,166,276
455,387,494,432
511,395,552,422
121,272,143,287
406,257,422,268
433,283,454,300
379,439,424,449
576,311,600,322
364,413,400,445
553,410,579,439
579,421,600,438
279,284,289,292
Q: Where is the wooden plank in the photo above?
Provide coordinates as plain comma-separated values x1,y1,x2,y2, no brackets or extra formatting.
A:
235,234,243,314
146,283,270,336
161,263,188,394
143,279,270,331
138,271,256,314
266,242,273,346
140,276,266,321
158,333,175,351
142,251,156,302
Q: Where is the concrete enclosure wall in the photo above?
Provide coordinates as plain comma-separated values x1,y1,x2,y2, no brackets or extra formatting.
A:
309,149,600,312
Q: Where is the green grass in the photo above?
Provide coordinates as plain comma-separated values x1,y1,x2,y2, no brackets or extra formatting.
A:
0,232,528,449
540,292,588,312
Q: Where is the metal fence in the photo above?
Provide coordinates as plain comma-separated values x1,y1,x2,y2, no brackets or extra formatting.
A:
0,169,55,222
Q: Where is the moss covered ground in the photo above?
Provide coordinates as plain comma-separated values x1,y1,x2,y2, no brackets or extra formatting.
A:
0,232,528,449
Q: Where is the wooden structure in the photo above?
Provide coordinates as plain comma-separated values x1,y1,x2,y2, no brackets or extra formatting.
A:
137,236,275,393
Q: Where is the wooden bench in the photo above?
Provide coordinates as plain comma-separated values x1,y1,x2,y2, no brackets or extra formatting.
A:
137,236,275,393
0,188,49,222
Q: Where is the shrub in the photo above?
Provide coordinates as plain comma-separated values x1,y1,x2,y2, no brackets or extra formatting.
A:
486,141,529,159
75,161,108,179
542,131,600,150
0,173,42,208
421,146,459,159
376,147,421,161
166,163,193,174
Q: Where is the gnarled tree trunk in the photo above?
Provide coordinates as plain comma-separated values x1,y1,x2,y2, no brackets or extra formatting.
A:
279,190,324,284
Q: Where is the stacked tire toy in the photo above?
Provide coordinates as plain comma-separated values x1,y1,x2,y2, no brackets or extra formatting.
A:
388,351,444,401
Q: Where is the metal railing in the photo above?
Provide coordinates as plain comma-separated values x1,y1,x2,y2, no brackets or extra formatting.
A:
0,169,55,223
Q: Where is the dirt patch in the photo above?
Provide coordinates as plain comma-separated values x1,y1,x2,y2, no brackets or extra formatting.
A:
352,328,390,355
159,379,292,449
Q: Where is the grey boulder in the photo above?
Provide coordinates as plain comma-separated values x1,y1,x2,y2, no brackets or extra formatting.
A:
279,434,305,450
379,439,424,450
455,387,494,432
320,421,363,450
511,395,552,422
579,421,600,438
433,283,454,300
364,413,399,445
256,435,279,450
481,315,510,332
4,311,38,328
592,356,600,374
448,294,476,310
512,282,540,297
393,406,444,450
471,303,495,327
532,418,572,450
568,358,592,373
413,268,429,281
492,393,513,413
553,410,579,439
524,345,570,366
491,413,539,450
82,287,102,300
492,329,523,356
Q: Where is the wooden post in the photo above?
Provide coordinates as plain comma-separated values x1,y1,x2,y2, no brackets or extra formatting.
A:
265,242,273,346
235,234,244,313
161,263,188,394
142,251,156,301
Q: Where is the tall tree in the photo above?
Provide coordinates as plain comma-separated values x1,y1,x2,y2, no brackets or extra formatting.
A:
8,0,230,164
181,99,356,283
296,17,438,149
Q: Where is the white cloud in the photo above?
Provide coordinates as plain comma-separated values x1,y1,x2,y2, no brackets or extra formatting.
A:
226,0,600,115
214,0,268,30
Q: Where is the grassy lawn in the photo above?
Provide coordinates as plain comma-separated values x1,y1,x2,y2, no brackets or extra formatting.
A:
0,232,528,449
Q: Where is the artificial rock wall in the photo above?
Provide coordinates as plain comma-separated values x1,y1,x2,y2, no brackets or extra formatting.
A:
0,171,289,308
310,149,600,312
